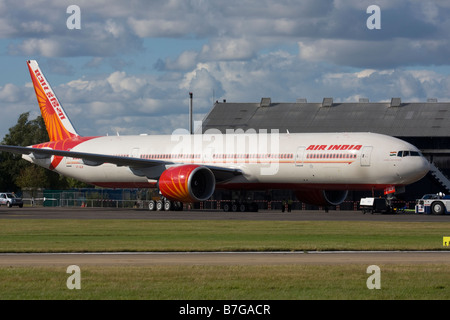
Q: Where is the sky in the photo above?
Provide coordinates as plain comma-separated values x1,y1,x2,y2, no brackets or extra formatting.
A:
1,0,450,139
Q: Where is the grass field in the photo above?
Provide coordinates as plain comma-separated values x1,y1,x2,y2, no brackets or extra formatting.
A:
0,219,449,300
1,264,449,300
0,219,449,252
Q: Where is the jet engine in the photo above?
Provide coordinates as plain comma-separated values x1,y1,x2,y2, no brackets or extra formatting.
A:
295,189,349,207
158,165,215,203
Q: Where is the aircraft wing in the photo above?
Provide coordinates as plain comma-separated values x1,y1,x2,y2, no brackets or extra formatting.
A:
0,145,242,182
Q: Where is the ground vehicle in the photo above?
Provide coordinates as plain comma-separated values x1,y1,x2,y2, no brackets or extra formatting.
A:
0,193,24,208
360,197,391,214
415,193,450,215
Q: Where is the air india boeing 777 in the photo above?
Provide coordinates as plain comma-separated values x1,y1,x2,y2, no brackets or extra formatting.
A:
0,60,430,210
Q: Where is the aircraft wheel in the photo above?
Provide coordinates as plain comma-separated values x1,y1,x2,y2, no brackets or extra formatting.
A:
231,203,238,212
431,201,445,215
173,201,183,211
148,200,156,211
156,200,164,211
239,203,247,212
164,200,172,211
222,203,231,212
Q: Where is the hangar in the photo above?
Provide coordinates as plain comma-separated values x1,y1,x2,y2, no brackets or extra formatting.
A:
201,97,450,207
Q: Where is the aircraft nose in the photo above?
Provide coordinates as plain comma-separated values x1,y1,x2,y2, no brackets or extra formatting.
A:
411,155,430,182
396,153,430,185
420,156,430,172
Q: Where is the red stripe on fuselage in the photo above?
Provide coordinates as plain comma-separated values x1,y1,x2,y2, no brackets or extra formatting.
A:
32,136,99,170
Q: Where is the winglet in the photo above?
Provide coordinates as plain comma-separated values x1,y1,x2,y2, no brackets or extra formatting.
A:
27,60,79,141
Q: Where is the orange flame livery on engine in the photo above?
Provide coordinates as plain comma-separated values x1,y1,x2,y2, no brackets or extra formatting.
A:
158,165,215,203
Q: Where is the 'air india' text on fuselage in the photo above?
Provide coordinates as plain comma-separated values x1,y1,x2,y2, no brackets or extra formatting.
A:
306,145,362,151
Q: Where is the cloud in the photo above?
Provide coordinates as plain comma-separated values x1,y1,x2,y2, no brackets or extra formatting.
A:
298,38,450,68
155,51,199,71
128,18,193,38
0,84,21,102
107,71,147,94
180,63,225,101
10,22,143,58
3,0,450,69
200,37,256,61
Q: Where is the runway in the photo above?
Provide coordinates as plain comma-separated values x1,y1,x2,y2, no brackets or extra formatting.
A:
2,251,450,266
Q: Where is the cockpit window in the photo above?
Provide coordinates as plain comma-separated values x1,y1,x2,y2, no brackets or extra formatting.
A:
397,150,422,157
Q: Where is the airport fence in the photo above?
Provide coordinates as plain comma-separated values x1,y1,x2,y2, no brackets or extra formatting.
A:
19,189,415,211
22,189,150,209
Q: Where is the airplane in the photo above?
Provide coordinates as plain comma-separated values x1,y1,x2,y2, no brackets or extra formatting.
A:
0,60,430,211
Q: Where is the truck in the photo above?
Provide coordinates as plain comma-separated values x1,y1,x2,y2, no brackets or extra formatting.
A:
415,193,450,215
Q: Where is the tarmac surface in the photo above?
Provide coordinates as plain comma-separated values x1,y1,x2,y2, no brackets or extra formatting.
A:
1,206,449,266
1,206,450,222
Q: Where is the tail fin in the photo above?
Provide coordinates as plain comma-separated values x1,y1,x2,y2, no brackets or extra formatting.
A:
27,60,79,141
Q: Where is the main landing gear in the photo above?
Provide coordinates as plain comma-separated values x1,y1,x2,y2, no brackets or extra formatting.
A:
220,190,259,212
148,197,183,211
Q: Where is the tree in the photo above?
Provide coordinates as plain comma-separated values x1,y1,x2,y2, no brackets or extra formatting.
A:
0,112,92,192
0,113,47,191
14,165,48,198
2,112,49,146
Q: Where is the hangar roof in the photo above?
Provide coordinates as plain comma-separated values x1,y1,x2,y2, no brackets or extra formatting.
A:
201,98,450,137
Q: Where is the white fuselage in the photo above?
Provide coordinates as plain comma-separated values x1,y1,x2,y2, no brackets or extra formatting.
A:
24,132,429,191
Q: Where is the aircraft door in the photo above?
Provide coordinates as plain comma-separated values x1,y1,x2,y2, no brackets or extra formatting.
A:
360,146,373,167
203,147,214,164
131,148,140,159
295,146,305,167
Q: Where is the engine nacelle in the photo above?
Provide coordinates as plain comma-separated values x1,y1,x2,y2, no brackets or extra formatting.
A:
295,190,349,207
159,165,215,203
